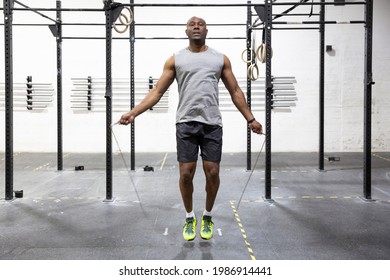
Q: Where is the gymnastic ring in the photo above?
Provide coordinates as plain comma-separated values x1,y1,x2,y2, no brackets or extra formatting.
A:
241,48,255,64
247,64,259,81
256,44,265,63
256,43,273,63
119,7,133,26
114,13,129,33
113,7,133,34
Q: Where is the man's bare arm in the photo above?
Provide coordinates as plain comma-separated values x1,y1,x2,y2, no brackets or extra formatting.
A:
221,55,263,134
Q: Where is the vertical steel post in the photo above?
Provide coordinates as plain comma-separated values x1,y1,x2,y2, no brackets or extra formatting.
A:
130,0,135,171
318,0,325,171
104,1,113,201
4,0,14,200
264,0,272,200
246,0,252,171
363,0,373,200
56,0,63,171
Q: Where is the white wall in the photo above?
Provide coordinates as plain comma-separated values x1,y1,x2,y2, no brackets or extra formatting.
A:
0,0,389,153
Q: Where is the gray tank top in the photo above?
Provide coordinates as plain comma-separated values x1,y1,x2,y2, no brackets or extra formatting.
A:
174,47,224,127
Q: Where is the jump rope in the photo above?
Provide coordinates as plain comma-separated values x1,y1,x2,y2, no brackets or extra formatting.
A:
111,123,141,204
112,122,266,211
236,134,266,210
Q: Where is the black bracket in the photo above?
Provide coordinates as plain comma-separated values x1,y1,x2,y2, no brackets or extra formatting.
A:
48,24,58,37
103,1,125,26
254,5,265,22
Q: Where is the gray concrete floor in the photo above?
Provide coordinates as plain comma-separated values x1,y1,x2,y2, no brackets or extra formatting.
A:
0,152,390,260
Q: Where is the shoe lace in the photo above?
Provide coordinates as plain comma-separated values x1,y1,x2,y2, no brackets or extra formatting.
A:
184,218,195,234
202,216,213,233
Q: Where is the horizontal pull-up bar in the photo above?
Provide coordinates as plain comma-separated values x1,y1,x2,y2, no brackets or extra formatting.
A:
0,23,50,26
1,1,368,12
6,21,363,28
121,2,366,7
10,8,104,12
62,36,246,40
62,23,246,27
5,4,250,12
0,22,246,27
268,13,320,17
3,1,367,15
273,20,366,25
272,1,366,5
254,27,320,31
134,23,246,26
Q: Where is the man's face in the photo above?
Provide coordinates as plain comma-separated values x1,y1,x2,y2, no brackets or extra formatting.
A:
185,17,208,41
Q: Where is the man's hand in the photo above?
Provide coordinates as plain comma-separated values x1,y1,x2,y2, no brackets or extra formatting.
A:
249,120,263,135
118,112,135,125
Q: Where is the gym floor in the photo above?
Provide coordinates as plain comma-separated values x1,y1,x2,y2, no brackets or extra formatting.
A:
0,151,390,260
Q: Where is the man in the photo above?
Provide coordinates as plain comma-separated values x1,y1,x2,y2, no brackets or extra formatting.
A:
118,16,263,241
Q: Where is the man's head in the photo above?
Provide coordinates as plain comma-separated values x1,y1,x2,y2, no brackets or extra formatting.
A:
185,16,208,42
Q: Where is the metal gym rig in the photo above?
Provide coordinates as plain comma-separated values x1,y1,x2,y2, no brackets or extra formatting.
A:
2,0,374,202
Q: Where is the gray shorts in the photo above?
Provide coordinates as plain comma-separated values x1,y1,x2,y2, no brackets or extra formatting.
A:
176,121,223,163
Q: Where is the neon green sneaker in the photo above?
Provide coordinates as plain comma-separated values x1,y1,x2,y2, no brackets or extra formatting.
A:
200,215,213,240
183,217,197,241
